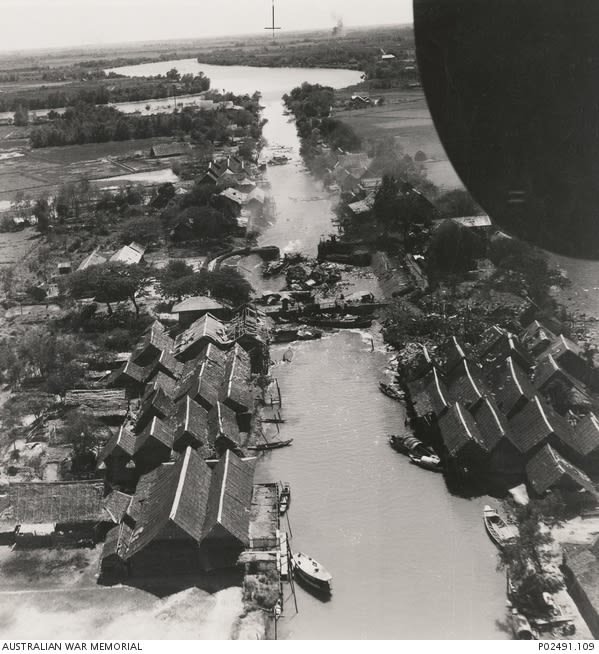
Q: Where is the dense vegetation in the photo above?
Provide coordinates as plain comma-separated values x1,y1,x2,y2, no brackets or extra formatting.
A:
0,71,211,113
29,92,262,147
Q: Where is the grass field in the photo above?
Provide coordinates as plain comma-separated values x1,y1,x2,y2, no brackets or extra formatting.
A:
334,90,464,191
0,136,177,200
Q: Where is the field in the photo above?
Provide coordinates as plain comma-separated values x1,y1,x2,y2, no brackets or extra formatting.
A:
0,137,178,201
334,90,464,191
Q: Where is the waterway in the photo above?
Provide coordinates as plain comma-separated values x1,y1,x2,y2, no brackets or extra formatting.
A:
111,58,510,639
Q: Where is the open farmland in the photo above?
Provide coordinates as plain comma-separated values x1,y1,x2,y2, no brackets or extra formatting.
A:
334,90,465,190
0,136,178,201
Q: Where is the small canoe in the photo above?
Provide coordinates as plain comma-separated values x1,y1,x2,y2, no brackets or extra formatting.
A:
279,482,291,515
409,453,443,472
483,505,518,549
248,438,293,451
292,552,332,595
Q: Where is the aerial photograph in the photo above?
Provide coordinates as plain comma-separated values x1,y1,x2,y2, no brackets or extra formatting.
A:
0,0,598,641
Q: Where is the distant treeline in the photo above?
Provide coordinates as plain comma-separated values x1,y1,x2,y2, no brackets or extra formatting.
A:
0,71,210,113
196,34,419,89
29,93,261,148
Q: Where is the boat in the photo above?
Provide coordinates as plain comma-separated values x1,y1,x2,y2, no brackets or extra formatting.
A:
299,314,373,329
273,326,322,344
408,453,443,472
388,434,437,459
483,505,518,549
379,381,405,401
279,482,291,515
292,551,333,596
247,438,293,451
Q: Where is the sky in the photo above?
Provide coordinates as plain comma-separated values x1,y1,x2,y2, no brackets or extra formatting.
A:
0,0,413,53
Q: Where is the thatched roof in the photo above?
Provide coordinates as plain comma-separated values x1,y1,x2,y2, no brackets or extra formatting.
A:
202,450,253,545
97,423,137,463
438,402,488,457
131,321,174,365
409,367,450,418
508,395,573,453
447,360,486,408
488,356,536,417
208,401,241,448
572,413,599,456
125,448,212,559
0,481,109,526
471,396,510,452
526,444,597,496
173,395,209,449
64,389,128,419
135,416,174,453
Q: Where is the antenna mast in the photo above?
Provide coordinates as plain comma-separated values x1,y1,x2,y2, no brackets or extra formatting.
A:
264,0,281,39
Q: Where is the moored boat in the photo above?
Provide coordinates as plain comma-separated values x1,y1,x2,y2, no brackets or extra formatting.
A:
379,381,405,401
248,438,293,451
292,551,333,596
408,453,443,472
483,505,518,549
389,434,436,458
279,482,291,515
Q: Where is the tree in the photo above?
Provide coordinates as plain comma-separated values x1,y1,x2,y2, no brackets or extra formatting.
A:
427,219,484,275
498,504,565,614
151,182,176,209
13,104,29,126
158,260,195,299
166,68,181,82
120,215,163,245
63,263,149,316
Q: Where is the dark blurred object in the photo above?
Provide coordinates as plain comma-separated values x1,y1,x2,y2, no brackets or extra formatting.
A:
414,0,599,258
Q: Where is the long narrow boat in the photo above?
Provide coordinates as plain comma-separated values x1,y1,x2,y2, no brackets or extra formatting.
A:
409,453,443,472
292,552,333,596
483,505,518,549
247,439,293,451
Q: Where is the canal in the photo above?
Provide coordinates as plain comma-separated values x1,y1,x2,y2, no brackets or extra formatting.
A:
111,59,509,639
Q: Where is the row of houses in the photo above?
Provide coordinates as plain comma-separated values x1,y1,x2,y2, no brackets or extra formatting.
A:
404,321,599,500
101,311,268,487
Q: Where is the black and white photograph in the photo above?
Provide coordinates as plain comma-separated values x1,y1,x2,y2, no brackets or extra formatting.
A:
0,0,597,642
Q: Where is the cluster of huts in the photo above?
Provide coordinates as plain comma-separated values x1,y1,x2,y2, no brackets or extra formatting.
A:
403,320,599,501
0,306,272,582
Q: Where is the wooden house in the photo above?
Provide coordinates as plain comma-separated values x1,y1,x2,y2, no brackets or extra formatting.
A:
208,401,243,454
174,355,226,411
135,385,175,433
64,389,129,425
471,396,524,481
172,296,230,327
533,354,592,413
521,320,558,357
437,336,468,376
133,417,174,475
487,356,536,418
97,423,137,487
438,402,489,465
107,359,155,396
540,335,593,387
173,395,210,453
475,326,532,371
100,447,254,578
131,321,174,367
173,314,231,362
447,359,486,410
526,444,599,499
0,481,113,547
220,344,252,415
407,367,451,430
507,395,574,458
199,450,254,570
116,449,213,577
